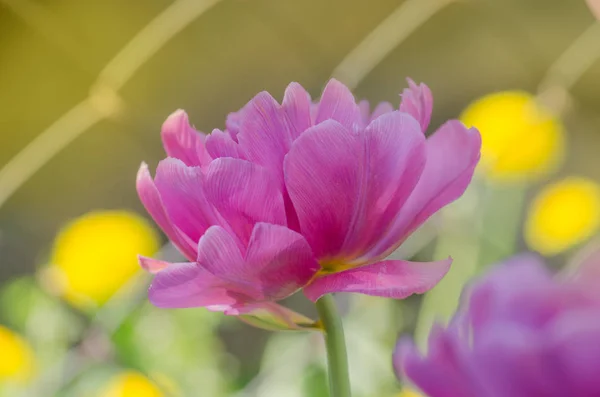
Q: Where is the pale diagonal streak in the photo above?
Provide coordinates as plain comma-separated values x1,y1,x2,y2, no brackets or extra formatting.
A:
0,0,222,208
332,0,456,89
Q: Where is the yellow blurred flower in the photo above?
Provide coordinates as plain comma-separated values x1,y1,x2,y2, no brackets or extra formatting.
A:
98,371,164,397
45,210,160,309
461,91,564,182
0,325,36,383
525,177,600,255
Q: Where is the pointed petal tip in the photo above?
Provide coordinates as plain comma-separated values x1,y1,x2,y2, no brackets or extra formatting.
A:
136,162,154,191
285,81,304,90
326,77,344,86
138,255,169,274
136,161,149,177
405,77,417,88
321,78,354,96
165,108,189,122
161,110,191,137
399,79,433,132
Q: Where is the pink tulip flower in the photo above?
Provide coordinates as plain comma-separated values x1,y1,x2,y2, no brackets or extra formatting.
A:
137,79,481,325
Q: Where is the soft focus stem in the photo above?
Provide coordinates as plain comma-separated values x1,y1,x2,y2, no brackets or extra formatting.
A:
316,294,352,397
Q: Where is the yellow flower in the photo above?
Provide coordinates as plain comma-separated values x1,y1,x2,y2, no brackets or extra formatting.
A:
525,177,600,255
98,371,164,397
45,210,160,309
461,91,564,182
0,325,36,383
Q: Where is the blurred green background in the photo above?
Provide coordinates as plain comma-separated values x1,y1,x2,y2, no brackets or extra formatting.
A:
1,0,600,396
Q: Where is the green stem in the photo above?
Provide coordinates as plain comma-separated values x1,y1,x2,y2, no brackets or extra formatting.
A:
315,294,352,397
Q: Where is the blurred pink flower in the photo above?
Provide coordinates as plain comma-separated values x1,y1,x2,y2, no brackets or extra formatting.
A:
396,253,600,397
586,0,600,19
137,79,480,319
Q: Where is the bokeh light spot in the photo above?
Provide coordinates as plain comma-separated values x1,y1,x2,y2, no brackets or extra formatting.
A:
0,325,36,383
46,210,160,309
525,177,600,255
461,91,564,183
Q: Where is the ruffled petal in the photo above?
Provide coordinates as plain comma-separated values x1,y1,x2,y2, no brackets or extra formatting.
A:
153,158,221,243
282,82,312,140
397,326,484,397
195,225,252,289
148,261,241,309
340,112,426,259
358,100,371,126
204,158,286,245
197,224,318,302
463,254,557,332
161,110,212,168
136,163,196,260
368,120,481,259
284,113,426,261
370,101,394,122
358,100,395,126
471,324,559,397
315,79,362,130
205,128,244,159
546,310,600,395
225,110,243,141
245,223,319,300
303,258,451,301
284,120,362,259
237,92,293,177
399,79,433,132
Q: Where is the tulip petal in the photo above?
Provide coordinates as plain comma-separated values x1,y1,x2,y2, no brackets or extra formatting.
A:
197,224,318,301
284,113,426,260
205,128,244,159
358,100,371,126
472,324,558,397
399,79,433,132
315,79,362,130
195,225,252,288
370,101,394,122
148,261,241,309
358,101,394,127
398,326,483,397
136,163,196,259
464,255,557,332
368,120,481,259
154,158,221,243
225,110,243,141
204,158,286,245
284,120,362,258
245,223,319,300
547,310,600,395
138,255,169,274
341,112,426,257
282,82,313,140
303,258,452,301
161,110,212,167
237,92,293,176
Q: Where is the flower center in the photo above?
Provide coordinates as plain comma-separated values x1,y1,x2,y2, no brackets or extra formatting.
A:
318,259,355,275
